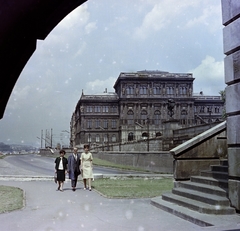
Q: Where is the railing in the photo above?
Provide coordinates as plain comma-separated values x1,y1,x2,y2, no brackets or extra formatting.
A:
169,121,227,180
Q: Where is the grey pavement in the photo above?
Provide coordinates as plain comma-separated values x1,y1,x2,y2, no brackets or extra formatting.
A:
0,158,240,231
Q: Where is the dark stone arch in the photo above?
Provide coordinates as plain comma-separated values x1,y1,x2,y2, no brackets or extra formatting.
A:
0,0,87,119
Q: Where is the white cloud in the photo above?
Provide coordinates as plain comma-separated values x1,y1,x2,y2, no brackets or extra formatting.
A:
134,0,221,39
85,77,116,94
189,55,225,95
133,0,198,39
85,22,97,34
185,4,221,33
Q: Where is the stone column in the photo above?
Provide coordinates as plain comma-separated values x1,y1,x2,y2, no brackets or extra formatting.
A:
222,0,240,210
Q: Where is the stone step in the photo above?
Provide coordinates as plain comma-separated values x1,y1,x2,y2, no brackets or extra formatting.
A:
200,170,228,180
177,181,227,197
220,159,228,166
210,165,228,172
161,192,235,215
191,176,228,188
151,196,238,227
172,187,230,206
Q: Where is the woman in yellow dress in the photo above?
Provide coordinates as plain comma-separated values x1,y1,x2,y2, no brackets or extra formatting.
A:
80,144,93,191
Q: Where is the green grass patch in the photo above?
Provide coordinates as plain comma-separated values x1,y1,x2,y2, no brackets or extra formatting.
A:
92,177,174,198
0,185,24,213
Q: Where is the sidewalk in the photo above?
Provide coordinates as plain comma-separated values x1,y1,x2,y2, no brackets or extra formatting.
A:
0,158,239,231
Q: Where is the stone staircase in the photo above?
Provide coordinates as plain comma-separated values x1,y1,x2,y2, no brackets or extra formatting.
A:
151,160,237,227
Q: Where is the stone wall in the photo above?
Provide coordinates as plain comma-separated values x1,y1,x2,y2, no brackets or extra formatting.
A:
39,148,173,173
92,138,163,152
222,0,240,211
94,151,173,173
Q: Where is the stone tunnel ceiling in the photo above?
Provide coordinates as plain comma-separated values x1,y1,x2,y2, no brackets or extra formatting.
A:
0,0,87,119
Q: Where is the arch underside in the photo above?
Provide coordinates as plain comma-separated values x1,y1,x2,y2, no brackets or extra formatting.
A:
0,0,87,119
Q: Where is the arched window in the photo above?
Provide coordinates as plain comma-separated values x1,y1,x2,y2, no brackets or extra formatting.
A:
154,110,161,125
126,86,134,95
153,86,161,95
96,135,100,143
140,86,147,94
103,134,108,142
127,110,134,125
112,135,117,142
87,134,91,142
141,110,147,123
181,109,187,115
128,132,134,141
142,132,148,139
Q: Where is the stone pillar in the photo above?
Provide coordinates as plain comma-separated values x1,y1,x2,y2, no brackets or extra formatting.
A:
222,0,240,211
163,119,180,138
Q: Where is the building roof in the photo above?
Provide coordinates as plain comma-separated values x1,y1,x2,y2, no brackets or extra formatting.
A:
113,70,194,89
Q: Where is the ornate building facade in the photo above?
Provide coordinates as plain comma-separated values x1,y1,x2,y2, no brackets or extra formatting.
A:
71,71,224,148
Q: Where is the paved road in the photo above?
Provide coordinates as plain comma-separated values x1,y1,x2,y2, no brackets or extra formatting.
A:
3,154,148,176
0,155,239,231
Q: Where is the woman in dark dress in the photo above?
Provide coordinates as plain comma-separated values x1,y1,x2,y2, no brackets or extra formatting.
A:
55,149,68,191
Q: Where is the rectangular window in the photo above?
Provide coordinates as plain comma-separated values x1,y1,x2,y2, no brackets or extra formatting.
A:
95,120,100,128
103,120,108,129
112,120,117,128
112,106,117,113
87,106,93,112
95,106,101,112
103,106,109,112
200,106,205,113
87,120,92,129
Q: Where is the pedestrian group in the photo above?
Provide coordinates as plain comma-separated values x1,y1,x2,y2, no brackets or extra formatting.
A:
54,144,93,192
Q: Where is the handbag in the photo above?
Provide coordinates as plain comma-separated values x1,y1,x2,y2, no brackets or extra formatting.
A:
54,172,57,183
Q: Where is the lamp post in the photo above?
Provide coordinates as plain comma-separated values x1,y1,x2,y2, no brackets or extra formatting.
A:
37,136,49,149
61,130,70,148
209,107,212,128
99,126,106,151
147,117,150,152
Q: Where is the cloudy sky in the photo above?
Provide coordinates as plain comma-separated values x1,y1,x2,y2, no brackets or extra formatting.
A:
0,0,226,147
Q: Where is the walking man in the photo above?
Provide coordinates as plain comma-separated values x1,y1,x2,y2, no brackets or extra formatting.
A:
68,147,81,191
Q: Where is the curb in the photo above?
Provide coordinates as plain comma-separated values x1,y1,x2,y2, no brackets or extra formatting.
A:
0,174,173,181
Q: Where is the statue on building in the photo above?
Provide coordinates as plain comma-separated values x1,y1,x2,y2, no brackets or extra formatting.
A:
163,87,166,95
167,99,175,118
149,87,152,95
189,87,192,96
122,85,125,95
176,87,179,96
135,87,139,95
